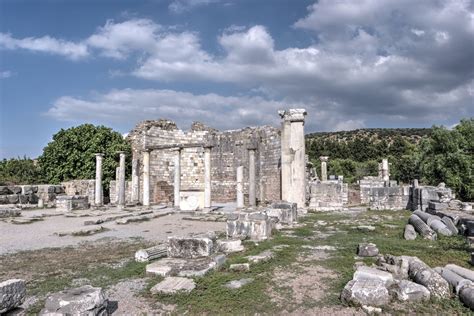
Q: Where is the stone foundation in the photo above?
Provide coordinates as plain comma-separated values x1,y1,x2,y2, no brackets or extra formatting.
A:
309,179,348,211
56,195,89,212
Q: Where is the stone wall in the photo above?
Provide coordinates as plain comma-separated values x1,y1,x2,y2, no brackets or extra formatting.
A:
127,119,281,205
0,185,64,206
62,180,95,205
368,186,411,210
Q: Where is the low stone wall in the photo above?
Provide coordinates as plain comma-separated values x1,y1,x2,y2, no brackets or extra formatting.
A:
308,180,348,211
359,177,397,204
56,195,89,211
62,180,95,205
410,185,454,211
0,185,64,206
368,186,410,210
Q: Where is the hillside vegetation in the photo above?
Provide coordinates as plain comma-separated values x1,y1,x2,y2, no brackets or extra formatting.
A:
306,119,473,201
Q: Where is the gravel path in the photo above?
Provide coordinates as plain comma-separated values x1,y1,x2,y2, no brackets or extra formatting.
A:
0,207,226,255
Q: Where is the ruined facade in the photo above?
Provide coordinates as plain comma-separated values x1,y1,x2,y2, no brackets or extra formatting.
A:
125,119,282,206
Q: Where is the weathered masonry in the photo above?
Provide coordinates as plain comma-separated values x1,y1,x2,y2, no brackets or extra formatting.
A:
119,109,307,208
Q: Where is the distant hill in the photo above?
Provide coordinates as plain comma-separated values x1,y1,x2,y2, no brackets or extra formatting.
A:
305,128,432,163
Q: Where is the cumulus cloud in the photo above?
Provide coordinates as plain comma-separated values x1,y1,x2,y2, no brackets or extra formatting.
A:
0,33,89,60
6,1,473,130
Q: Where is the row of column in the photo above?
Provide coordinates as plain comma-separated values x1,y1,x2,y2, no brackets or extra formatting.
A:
94,147,214,209
236,148,257,208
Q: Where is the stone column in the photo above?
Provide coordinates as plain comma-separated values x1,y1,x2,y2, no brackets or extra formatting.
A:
117,151,126,208
174,148,181,208
142,150,150,207
94,153,103,206
278,109,307,208
204,146,212,208
236,166,244,208
382,158,389,182
320,156,329,182
131,157,139,203
248,148,256,206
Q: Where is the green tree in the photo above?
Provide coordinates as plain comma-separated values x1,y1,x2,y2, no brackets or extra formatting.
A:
419,119,473,201
0,157,45,185
38,124,131,193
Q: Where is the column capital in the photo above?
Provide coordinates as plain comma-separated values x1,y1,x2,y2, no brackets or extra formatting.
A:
94,153,104,157
319,156,329,162
116,151,125,155
278,109,307,122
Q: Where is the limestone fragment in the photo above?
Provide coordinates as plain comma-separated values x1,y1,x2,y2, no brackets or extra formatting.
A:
357,243,379,257
229,263,250,272
408,214,436,240
246,250,274,263
0,279,26,314
389,280,430,302
341,279,390,307
39,285,108,315
167,237,213,259
224,278,254,289
216,239,244,253
353,266,394,286
403,224,417,240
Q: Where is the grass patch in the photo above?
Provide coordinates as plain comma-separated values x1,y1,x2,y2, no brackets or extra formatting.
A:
146,232,307,315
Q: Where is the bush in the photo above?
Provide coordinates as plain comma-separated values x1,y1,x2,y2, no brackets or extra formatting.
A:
0,157,45,185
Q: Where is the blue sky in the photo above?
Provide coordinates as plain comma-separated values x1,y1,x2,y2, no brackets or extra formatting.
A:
1,0,473,159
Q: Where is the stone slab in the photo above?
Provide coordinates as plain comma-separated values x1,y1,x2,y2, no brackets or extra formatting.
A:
150,277,196,294
39,285,107,315
167,236,213,259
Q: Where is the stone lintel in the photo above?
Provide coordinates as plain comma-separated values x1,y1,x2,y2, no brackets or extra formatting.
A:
146,143,205,150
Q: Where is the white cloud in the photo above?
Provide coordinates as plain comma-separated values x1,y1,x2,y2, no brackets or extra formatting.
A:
169,0,219,13
45,88,301,130
0,33,89,60
0,70,12,79
86,19,161,59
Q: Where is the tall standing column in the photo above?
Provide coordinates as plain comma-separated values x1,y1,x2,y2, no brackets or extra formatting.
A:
236,166,244,208
143,150,150,207
320,156,329,182
279,112,292,202
94,153,103,206
382,158,390,182
279,109,307,208
248,148,256,206
174,148,181,208
131,157,139,203
117,151,126,208
204,146,212,208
